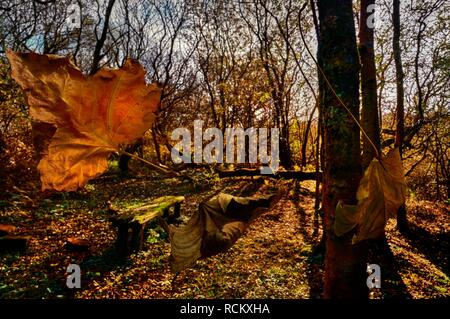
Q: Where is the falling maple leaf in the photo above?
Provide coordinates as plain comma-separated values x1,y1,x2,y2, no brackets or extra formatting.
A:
168,192,280,273
6,50,161,191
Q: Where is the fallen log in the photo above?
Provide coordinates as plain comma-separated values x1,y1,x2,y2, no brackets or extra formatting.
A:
216,168,322,181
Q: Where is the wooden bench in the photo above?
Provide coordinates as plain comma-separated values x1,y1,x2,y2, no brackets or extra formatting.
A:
109,196,185,255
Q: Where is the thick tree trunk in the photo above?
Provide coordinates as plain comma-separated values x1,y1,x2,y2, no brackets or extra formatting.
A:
359,0,381,168
393,0,408,232
279,126,292,169
318,0,367,299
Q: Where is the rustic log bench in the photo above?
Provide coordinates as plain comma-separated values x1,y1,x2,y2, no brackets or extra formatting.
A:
109,196,185,255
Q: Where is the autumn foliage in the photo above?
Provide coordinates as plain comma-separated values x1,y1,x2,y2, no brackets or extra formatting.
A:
6,50,161,191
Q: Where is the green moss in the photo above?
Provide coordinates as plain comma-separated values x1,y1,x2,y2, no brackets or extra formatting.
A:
107,159,119,173
148,255,165,268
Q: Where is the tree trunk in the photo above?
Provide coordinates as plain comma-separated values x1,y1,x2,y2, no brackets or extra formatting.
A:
279,133,292,169
152,126,162,164
359,0,380,168
301,108,315,167
310,0,324,243
119,138,143,172
318,0,367,299
393,0,408,232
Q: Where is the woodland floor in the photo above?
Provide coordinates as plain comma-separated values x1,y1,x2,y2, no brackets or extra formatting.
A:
0,164,449,299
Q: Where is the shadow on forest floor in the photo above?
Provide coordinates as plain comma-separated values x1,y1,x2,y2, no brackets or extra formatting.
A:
294,181,324,299
401,226,449,278
367,238,412,299
293,180,415,299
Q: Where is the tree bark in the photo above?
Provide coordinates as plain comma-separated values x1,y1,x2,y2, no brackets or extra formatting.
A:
309,0,324,242
393,0,408,232
301,108,316,167
359,0,381,168
279,133,292,169
393,0,405,156
318,0,367,299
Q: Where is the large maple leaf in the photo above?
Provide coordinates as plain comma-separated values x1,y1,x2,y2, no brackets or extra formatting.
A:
7,50,161,191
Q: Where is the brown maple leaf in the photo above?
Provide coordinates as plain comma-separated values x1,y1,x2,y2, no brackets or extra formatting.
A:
7,50,161,191
168,192,280,273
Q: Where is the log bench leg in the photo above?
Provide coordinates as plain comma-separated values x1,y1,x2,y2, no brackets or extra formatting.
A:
112,198,184,255
164,203,181,224
130,223,146,252
116,223,130,256
174,203,181,219
116,222,148,254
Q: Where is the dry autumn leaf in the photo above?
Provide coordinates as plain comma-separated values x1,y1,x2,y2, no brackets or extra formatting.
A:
31,121,56,160
168,192,279,273
333,148,406,243
353,148,406,243
6,50,161,191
